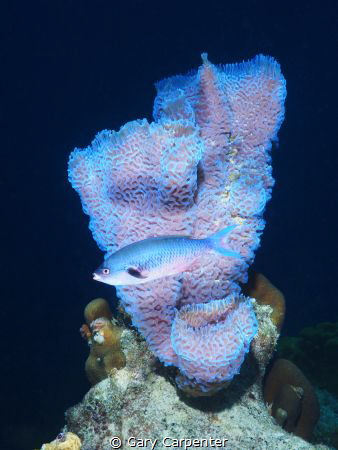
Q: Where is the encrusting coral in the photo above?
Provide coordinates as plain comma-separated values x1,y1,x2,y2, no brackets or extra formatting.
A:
68,54,286,392
243,271,286,332
40,432,81,450
263,358,320,441
80,298,126,385
84,297,113,323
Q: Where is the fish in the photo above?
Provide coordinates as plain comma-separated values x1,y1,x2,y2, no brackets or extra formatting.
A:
93,225,241,286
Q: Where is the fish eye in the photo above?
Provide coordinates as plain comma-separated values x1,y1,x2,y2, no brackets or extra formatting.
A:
102,268,110,275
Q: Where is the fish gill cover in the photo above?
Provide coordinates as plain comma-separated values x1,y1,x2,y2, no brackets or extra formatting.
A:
68,54,286,392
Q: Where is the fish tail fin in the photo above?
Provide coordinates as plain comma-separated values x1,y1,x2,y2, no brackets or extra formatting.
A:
207,225,242,259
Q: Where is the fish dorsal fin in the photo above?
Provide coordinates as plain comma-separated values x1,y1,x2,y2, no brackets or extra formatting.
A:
127,267,148,279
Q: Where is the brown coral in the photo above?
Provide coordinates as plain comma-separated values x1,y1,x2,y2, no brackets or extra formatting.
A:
263,358,320,441
84,297,113,324
40,432,81,450
81,298,126,385
243,271,285,331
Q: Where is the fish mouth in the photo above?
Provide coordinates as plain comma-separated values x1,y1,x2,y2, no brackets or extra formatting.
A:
92,273,100,281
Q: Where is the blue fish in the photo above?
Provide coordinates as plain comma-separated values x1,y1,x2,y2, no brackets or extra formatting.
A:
93,225,240,286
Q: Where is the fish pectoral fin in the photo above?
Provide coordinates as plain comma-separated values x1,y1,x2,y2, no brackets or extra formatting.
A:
127,266,148,279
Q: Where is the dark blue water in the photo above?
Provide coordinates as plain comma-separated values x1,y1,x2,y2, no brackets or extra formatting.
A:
1,1,337,448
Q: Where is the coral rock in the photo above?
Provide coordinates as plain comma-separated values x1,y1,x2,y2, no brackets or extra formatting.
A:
64,329,328,450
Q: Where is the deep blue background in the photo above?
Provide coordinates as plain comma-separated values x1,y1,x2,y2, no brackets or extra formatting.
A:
1,1,337,448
